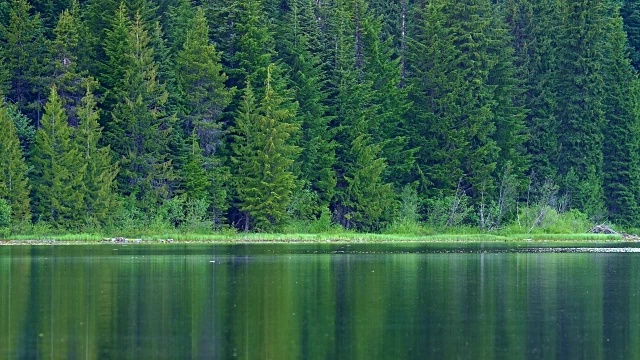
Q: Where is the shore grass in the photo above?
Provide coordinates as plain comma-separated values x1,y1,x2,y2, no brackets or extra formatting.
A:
0,231,624,244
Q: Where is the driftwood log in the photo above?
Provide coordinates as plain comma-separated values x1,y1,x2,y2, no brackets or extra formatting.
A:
590,224,640,241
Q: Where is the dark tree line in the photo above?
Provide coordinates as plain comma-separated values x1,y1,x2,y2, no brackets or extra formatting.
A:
1,0,640,232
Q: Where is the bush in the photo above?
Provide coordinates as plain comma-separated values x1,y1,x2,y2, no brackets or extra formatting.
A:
0,199,11,229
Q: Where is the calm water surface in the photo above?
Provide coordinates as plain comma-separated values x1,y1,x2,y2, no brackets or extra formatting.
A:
2,242,640,359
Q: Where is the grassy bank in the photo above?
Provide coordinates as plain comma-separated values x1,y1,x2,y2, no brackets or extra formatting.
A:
0,231,624,244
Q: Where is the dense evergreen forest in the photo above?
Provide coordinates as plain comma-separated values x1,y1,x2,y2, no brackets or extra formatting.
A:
1,0,640,234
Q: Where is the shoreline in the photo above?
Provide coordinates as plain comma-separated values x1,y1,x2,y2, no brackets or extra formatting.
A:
0,232,631,245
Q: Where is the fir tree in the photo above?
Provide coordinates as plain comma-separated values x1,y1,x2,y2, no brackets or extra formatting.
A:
1,0,50,122
50,3,94,127
174,6,232,157
0,103,30,222
174,5,233,219
31,85,85,227
330,0,396,230
555,0,608,216
408,0,501,199
232,68,300,231
602,11,640,226
105,12,175,211
75,83,118,225
277,0,337,214
231,0,275,90
622,0,640,72
503,0,562,183
99,3,131,117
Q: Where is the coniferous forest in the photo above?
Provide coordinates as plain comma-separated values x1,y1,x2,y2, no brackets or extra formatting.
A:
1,0,640,234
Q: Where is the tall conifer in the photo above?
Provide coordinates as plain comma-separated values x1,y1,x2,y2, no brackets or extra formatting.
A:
602,11,640,226
0,103,30,222
232,69,299,231
31,86,85,227
75,84,118,224
106,12,175,210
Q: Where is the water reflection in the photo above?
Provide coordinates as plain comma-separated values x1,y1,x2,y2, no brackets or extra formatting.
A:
1,244,640,359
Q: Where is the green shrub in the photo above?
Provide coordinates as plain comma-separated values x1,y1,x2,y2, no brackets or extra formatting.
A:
0,199,11,229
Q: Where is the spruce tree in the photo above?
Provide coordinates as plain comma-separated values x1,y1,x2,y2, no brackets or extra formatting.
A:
503,0,562,183
174,6,232,156
1,0,50,122
361,12,415,188
105,12,175,211
555,0,608,216
408,0,501,198
602,11,640,226
622,0,640,72
276,0,337,215
231,68,299,231
0,103,30,222
31,85,85,227
99,3,131,118
50,3,94,127
75,84,118,225
174,5,233,218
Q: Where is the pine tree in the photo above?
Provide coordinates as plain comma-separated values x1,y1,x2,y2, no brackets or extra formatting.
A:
173,5,233,219
105,12,175,211
1,0,50,122
329,0,396,230
174,6,232,157
31,85,85,227
602,11,640,226
361,11,415,188
276,0,337,215
408,0,501,199
503,0,562,183
622,0,640,72
50,3,94,127
75,83,118,225
555,0,608,216
0,103,30,222
231,68,300,231
98,3,130,117
231,0,275,90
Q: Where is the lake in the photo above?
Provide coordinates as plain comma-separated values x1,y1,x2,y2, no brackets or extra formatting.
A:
1,242,640,359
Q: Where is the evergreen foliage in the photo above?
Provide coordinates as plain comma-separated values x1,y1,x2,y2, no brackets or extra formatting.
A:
555,0,608,216
105,12,175,211
1,0,49,121
0,0,639,231
231,69,299,231
602,10,640,226
31,85,85,227
75,84,118,225
0,103,30,221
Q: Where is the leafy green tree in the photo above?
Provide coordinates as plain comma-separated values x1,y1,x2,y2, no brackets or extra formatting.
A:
231,69,300,231
1,0,50,121
602,11,640,226
75,83,118,225
31,85,85,227
105,12,175,211
0,103,30,222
